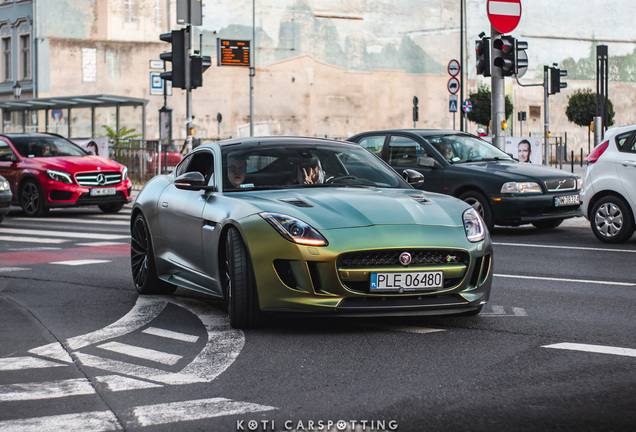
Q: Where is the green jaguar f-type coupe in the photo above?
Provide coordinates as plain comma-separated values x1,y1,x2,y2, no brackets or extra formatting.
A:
131,137,493,328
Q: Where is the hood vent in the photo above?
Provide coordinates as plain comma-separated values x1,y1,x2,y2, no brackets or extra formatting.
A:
279,197,313,208
410,195,431,205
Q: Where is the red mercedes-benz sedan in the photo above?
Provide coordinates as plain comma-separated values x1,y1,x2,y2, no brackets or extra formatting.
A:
0,133,132,216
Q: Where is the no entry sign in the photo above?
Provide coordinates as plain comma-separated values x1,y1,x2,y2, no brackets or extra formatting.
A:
487,0,522,34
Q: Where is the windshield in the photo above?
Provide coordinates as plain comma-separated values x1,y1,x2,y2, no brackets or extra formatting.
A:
11,135,88,158
426,134,513,163
222,143,409,192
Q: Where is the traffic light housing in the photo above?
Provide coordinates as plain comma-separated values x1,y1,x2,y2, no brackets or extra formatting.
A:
190,55,212,89
550,67,568,94
159,29,186,89
475,37,491,77
493,36,516,76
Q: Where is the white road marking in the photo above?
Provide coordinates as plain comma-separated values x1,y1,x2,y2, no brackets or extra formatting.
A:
0,267,28,272
363,324,445,334
0,378,95,402
50,259,111,266
75,241,128,247
495,273,636,287
11,217,128,226
0,235,67,244
512,307,527,316
0,228,128,240
0,357,67,371
94,375,162,392
142,326,200,343
133,397,276,427
481,305,528,317
0,411,121,432
97,341,182,366
543,342,636,358
494,241,636,254
29,342,74,363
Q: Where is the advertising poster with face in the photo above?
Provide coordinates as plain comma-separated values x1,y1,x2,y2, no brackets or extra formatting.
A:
72,137,111,159
505,137,543,164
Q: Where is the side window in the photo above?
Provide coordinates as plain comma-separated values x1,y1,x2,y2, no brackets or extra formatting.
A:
0,140,15,161
616,132,636,153
174,154,193,177
388,136,426,167
357,136,385,157
184,151,214,182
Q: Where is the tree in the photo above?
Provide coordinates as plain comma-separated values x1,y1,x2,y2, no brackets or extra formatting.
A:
101,125,142,147
467,85,513,127
565,89,615,128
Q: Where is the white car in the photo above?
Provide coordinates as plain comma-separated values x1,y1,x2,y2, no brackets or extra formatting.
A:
580,124,636,243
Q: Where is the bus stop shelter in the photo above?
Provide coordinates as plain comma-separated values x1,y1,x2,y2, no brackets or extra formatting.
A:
0,94,148,139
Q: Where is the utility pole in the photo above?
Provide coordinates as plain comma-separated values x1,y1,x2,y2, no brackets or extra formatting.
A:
490,27,505,150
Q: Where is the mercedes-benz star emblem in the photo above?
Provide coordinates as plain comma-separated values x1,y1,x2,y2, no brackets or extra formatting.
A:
399,252,412,267
96,173,106,185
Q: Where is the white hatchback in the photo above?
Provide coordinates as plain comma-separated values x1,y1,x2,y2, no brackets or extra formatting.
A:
580,124,636,243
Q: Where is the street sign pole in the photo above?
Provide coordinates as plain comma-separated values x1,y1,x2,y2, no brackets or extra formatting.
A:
491,27,505,150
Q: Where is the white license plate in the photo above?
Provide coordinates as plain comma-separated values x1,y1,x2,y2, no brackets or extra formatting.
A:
370,271,444,292
90,187,116,196
554,194,579,207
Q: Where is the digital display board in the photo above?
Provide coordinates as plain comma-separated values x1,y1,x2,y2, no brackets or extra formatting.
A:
217,39,251,67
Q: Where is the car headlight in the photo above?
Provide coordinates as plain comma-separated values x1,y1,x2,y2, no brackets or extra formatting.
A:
0,180,9,191
463,208,486,242
122,165,129,181
500,181,542,193
46,169,73,184
260,212,328,246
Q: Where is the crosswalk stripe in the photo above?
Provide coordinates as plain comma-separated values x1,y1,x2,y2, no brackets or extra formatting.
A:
11,217,129,226
0,378,96,402
141,327,200,343
50,259,111,266
97,341,182,366
0,228,128,240
133,397,276,427
0,411,121,432
0,235,67,244
75,241,128,247
94,375,162,392
0,357,68,371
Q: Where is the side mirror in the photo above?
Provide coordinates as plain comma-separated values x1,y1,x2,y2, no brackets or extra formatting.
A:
417,156,439,168
402,169,425,187
0,153,19,163
174,171,216,191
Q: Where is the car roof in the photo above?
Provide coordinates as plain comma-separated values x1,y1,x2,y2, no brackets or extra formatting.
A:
350,129,472,138
1,132,64,139
200,136,357,149
603,124,636,138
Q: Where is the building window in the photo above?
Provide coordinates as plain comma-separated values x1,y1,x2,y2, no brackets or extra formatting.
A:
19,34,30,80
155,0,162,28
124,0,138,23
2,37,10,82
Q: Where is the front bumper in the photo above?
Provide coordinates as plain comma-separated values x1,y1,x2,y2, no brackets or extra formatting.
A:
490,191,582,225
0,191,11,215
241,219,493,316
43,179,133,209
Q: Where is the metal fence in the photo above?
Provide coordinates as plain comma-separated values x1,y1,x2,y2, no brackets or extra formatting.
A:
109,140,185,184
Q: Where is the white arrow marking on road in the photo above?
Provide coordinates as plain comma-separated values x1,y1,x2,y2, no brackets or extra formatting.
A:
543,342,636,358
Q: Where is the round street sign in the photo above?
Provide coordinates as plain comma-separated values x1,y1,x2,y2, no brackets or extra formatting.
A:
447,77,460,95
487,0,522,34
447,59,460,77
462,100,472,113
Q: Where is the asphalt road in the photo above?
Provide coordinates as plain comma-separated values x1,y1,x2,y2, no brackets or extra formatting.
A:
0,201,635,432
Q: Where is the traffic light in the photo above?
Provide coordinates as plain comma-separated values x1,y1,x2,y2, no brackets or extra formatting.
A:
159,29,186,89
549,67,568,94
516,39,528,73
493,36,516,76
413,96,419,123
475,37,491,77
190,55,212,89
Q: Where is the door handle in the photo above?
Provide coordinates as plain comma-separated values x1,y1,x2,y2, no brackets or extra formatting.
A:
162,202,168,207
621,161,636,167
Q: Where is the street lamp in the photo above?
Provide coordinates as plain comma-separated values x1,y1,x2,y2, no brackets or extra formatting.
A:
12,82,22,99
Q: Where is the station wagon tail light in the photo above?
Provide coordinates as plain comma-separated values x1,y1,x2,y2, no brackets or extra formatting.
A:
463,208,486,242
500,181,542,193
587,140,609,165
46,169,74,184
260,212,328,246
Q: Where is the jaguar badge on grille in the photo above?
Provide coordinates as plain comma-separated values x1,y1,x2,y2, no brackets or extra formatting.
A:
399,252,412,266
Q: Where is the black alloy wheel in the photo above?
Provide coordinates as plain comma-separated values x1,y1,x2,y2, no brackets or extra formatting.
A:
224,227,263,329
20,180,48,217
130,213,177,294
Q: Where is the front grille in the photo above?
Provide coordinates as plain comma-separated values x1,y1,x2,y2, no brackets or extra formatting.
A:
337,249,470,268
75,171,122,186
544,178,576,192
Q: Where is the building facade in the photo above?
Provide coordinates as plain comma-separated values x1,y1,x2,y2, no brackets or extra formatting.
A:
0,0,634,156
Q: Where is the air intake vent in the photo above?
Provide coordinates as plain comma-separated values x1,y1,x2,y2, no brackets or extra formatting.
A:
410,195,431,205
279,197,313,207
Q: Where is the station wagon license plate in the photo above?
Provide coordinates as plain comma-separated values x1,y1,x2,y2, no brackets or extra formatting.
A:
554,194,579,207
90,187,116,196
370,271,443,292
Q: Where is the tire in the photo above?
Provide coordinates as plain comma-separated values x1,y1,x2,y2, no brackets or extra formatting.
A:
20,180,48,217
223,227,263,329
532,219,564,229
459,190,494,231
99,203,125,213
130,213,177,294
590,196,635,244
